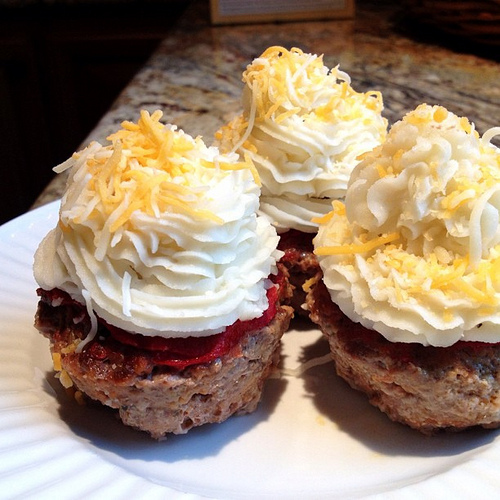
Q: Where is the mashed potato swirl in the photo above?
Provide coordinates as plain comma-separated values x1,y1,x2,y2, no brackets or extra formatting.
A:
314,104,500,346
216,46,387,233
34,110,281,342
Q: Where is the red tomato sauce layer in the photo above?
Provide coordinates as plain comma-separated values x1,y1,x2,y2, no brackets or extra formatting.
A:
106,281,280,368
39,273,284,370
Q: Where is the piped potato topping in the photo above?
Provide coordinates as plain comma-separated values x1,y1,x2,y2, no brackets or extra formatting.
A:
314,104,500,347
216,46,387,233
34,110,282,349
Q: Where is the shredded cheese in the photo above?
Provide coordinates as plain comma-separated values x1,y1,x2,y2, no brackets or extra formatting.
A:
57,370,74,389
52,352,62,371
236,45,385,141
302,276,318,293
64,110,257,234
469,184,500,266
74,391,86,406
75,289,98,353
122,270,132,317
453,277,497,306
315,232,400,256
281,353,333,378
312,200,346,225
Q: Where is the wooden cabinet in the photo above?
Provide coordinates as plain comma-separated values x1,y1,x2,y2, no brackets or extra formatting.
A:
0,1,188,224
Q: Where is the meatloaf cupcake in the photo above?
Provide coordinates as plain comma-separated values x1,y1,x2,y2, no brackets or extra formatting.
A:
216,46,387,313
307,103,500,433
34,110,293,439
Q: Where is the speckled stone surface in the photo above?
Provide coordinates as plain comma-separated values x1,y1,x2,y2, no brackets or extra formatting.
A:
33,0,500,208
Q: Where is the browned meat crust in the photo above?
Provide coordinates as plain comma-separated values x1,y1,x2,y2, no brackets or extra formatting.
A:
305,272,500,434
278,230,320,315
35,291,293,439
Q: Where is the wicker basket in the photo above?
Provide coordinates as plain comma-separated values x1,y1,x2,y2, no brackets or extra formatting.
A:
406,1,500,45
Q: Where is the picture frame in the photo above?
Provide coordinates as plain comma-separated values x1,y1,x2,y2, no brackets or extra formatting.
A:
210,0,355,25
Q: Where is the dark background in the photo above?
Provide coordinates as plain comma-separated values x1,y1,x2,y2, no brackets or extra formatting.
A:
0,0,189,225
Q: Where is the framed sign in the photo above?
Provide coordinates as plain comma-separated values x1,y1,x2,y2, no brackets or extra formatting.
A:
210,0,355,25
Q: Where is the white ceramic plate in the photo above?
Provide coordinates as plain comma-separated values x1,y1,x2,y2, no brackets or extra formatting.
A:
1,201,500,500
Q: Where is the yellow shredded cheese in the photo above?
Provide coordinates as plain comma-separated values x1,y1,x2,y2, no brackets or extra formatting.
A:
453,277,497,306
66,110,258,233
302,276,319,293
433,106,448,123
312,200,346,224
57,370,74,389
315,232,400,256
74,391,86,406
240,45,384,128
52,352,62,372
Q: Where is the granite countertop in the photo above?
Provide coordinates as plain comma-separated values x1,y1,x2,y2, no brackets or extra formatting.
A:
33,0,500,208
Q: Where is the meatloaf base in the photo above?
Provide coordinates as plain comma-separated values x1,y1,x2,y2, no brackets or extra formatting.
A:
305,272,500,434
278,229,320,315
35,291,293,440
